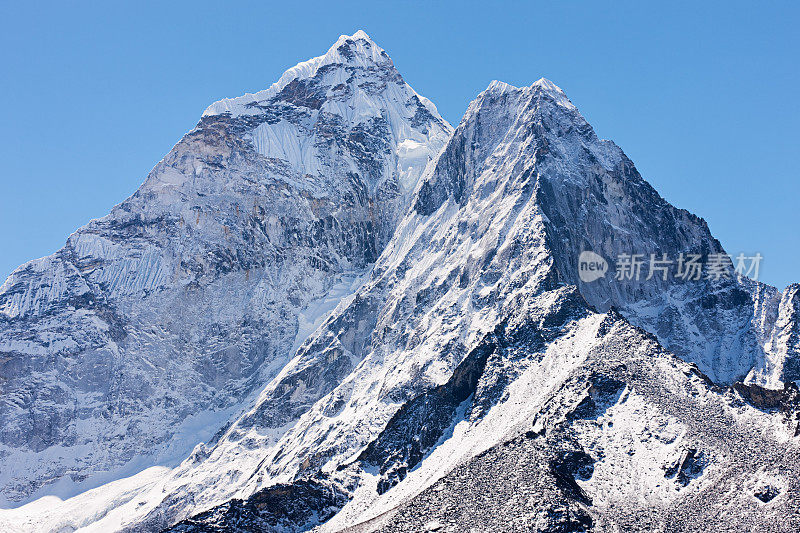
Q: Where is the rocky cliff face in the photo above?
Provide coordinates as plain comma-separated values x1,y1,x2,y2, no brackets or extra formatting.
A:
752,283,800,384
1,33,799,533
0,30,451,505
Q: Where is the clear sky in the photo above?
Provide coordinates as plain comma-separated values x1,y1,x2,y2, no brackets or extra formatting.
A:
1,1,797,288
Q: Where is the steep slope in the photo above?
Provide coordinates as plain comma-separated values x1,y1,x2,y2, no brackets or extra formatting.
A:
0,30,451,505
156,79,799,532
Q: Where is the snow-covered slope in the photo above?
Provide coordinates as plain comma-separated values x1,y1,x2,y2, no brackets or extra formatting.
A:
2,40,799,532
0,31,451,506
155,78,799,532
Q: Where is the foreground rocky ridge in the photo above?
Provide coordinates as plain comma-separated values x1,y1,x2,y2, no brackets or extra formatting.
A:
1,33,799,532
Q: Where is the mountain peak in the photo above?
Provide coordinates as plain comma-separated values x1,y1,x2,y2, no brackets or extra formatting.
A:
531,77,561,92
531,77,574,108
332,29,378,49
203,30,393,117
323,29,389,68
478,77,575,113
485,79,518,93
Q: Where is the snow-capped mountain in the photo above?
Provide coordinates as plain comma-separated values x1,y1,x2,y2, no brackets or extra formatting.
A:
150,75,798,533
2,32,799,533
0,30,451,505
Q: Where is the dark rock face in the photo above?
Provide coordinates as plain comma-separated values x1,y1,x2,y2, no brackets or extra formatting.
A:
732,381,800,411
732,381,800,436
754,484,781,503
663,448,707,487
166,479,348,533
549,449,595,506
358,332,499,494
566,375,626,421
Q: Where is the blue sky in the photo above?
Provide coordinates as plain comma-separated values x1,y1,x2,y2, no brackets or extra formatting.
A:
1,1,797,288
